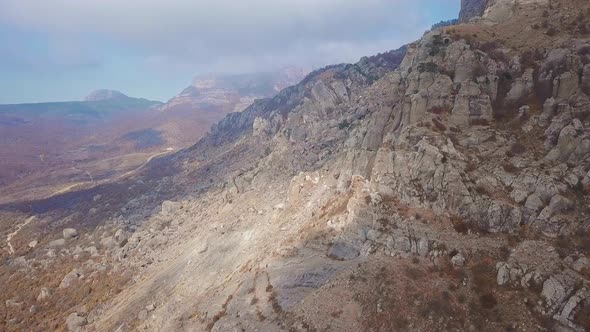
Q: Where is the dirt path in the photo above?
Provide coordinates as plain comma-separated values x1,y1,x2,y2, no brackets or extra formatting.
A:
117,148,175,180
6,216,35,255
49,148,175,198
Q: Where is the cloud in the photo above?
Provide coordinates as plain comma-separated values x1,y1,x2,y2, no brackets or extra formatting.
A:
0,0,459,73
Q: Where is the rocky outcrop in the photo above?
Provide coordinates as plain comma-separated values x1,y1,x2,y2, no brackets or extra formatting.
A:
459,0,489,22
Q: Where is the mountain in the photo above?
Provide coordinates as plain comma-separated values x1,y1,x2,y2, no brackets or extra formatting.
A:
84,89,132,102
2,0,590,331
160,68,309,113
0,69,306,204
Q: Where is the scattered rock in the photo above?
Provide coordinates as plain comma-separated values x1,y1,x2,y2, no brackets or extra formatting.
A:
37,287,52,301
5,299,22,308
59,269,81,289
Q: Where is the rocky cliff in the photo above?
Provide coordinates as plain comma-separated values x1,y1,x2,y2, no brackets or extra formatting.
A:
1,0,590,331
459,0,489,22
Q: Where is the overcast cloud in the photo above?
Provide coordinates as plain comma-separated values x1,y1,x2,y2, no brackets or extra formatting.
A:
0,0,459,103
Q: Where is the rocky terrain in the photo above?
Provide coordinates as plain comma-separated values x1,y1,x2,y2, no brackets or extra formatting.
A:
1,0,590,331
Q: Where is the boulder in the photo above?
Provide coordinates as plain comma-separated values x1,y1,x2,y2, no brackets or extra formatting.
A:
59,269,81,289
524,194,544,212
451,253,466,266
63,228,78,240
554,287,590,327
547,195,573,214
28,240,38,249
47,239,66,248
572,257,589,273
327,243,360,261
37,287,52,301
5,299,22,308
100,236,117,249
84,246,99,257
66,313,87,332
161,201,181,216
114,229,127,245
496,263,510,286
542,273,577,314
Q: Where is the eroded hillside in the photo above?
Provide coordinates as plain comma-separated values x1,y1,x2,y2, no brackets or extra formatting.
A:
1,0,590,331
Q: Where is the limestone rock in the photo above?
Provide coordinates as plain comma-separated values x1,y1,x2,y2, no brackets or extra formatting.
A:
37,287,52,302
451,253,466,266
59,269,81,289
47,239,66,248
63,228,78,240
496,263,510,286
66,313,87,332
542,273,577,314
327,243,360,261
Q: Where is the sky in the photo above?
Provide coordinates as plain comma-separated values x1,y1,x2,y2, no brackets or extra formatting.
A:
0,0,460,104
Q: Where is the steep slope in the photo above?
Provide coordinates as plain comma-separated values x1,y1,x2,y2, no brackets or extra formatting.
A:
2,0,590,331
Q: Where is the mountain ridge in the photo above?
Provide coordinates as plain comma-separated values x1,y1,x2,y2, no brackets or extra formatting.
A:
2,0,590,331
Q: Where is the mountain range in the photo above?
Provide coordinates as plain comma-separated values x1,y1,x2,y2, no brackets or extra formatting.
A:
1,0,590,331
0,69,307,204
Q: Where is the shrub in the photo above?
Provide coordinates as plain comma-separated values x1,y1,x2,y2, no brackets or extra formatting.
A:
432,118,447,132
428,106,450,115
502,162,519,174
479,293,498,309
520,49,544,69
452,217,469,234
575,304,590,331
418,62,439,73
546,26,559,36
470,259,496,294
338,120,350,129
509,142,527,155
470,118,490,126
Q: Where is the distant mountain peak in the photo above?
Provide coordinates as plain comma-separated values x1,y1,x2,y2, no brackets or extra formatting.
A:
84,89,129,102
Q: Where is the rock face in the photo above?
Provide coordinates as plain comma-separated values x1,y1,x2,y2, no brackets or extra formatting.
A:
459,0,489,22
3,1,590,332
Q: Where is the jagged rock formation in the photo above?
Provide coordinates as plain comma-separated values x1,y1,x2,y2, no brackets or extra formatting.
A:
1,0,590,331
460,0,489,22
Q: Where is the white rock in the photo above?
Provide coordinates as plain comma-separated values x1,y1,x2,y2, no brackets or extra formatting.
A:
63,228,78,240
451,253,466,267
66,313,87,332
